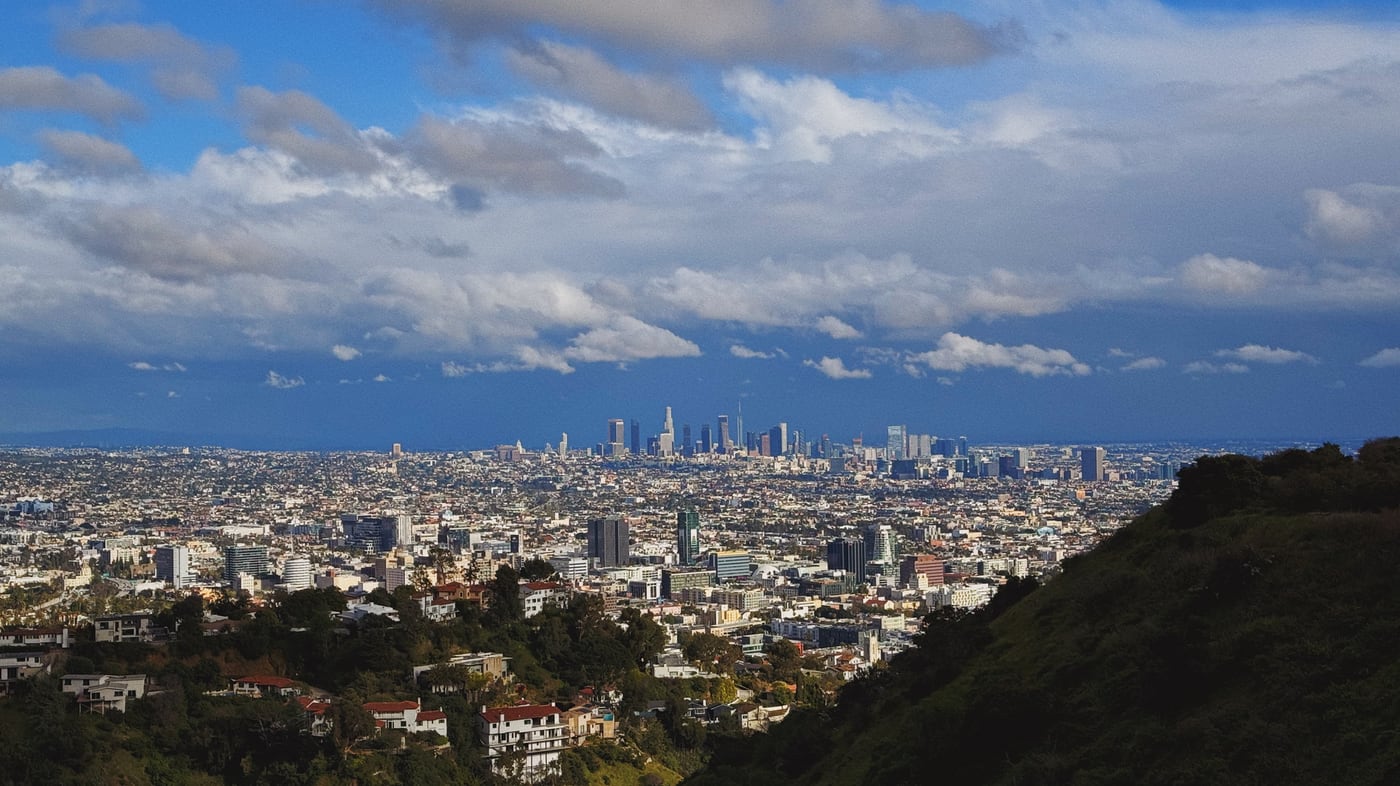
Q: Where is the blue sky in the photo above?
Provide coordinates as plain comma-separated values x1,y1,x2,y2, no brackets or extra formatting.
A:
1,0,1399,449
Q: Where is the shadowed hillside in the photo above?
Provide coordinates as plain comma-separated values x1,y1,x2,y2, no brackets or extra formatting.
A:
685,438,1400,786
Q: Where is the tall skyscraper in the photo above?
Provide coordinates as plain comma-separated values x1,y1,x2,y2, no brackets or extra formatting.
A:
865,523,897,565
768,424,787,457
677,509,701,566
887,424,908,461
630,420,641,455
223,544,269,582
826,537,867,574
154,545,191,588
558,432,568,456
717,415,732,453
681,424,692,456
699,424,713,454
1082,446,1107,481
282,557,312,590
606,419,625,456
587,515,629,567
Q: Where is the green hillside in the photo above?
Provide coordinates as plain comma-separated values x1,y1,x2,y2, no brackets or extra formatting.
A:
686,439,1400,786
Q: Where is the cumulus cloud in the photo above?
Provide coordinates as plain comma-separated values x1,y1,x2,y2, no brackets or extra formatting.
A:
331,344,361,361
506,40,712,131
264,370,304,389
57,21,236,101
1121,356,1166,372
441,360,469,377
563,316,701,363
373,0,1010,73
1304,188,1389,246
804,356,872,380
0,66,142,124
373,373,391,382
58,203,284,282
236,86,381,175
730,344,774,359
815,315,862,340
1184,361,1250,375
1180,254,1271,295
1359,348,1400,368
907,333,1092,377
1215,344,1317,364
36,129,141,174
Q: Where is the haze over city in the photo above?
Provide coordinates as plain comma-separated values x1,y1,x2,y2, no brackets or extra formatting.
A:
2,0,1399,449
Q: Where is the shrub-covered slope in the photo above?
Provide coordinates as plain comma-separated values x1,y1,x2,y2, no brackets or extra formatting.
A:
687,439,1400,786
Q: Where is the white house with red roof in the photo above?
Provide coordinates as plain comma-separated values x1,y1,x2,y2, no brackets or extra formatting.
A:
362,698,449,741
295,695,333,737
231,674,299,698
520,581,568,618
478,702,570,778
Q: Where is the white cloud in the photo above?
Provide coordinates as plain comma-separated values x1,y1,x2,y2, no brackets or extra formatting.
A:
372,373,391,382
128,360,185,372
1215,344,1317,365
166,390,179,398
1360,348,1400,368
264,370,304,389
1304,188,1388,246
441,360,469,377
907,333,1092,377
331,344,361,361
1180,254,1270,295
730,344,774,359
815,315,862,340
1183,361,1249,375
803,356,872,380
563,316,700,363
1121,356,1166,372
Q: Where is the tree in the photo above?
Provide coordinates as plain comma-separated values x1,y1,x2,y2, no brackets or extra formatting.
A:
486,564,523,624
519,557,556,581
329,700,377,754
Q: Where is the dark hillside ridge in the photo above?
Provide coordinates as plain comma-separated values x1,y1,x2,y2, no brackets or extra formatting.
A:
686,438,1400,786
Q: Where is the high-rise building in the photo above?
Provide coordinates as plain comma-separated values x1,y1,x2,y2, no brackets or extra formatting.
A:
717,415,731,453
677,510,701,566
390,442,403,458
630,420,641,455
282,557,312,590
825,537,867,575
710,550,751,581
1082,446,1106,481
681,425,692,456
899,554,944,587
341,514,411,553
154,545,191,588
865,523,897,565
699,424,713,454
223,544,269,583
606,419,625,456
661,568,714,599
887,425,908,461
587,515,629,567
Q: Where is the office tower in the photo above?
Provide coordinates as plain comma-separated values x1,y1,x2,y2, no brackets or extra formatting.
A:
998,455,1020,479
390,442,403,458
558,432,568,456
223,544,269,582
825,537,867,574
677,509,701,566
681,424,693,456
758,432,771,456
958,436,968,456
1013,447,1031,470
887,424,908,461
821,434,832,459
630,420,641,455
282,557,312,590
710,550,751,581
509,531,523,554
154,545,191,588
587,515,629,567
662,406,674,436
607,419,625,456
899,554,944,586
865,523,896,565
341,514,409,553
767,424,785,457
736,400,744,452
1082,446,1106,481
717,415,731,453
661,568,714,599
699,424,713,454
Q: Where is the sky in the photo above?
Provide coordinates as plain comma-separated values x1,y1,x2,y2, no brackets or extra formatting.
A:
1,0,1399,450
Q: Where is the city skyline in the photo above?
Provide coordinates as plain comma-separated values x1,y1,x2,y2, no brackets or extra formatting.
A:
2,1,1400,447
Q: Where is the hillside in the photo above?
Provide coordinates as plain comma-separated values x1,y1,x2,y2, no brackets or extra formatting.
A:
686,439,1400,786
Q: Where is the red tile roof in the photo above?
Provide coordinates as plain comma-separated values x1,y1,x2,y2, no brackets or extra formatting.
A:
363,700,419,713
481,703,559,723
418,710,447,721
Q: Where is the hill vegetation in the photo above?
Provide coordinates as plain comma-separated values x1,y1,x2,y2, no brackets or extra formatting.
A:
684,438,1400,785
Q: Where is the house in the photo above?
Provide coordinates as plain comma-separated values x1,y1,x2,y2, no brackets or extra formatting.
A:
0,626,70,648
562,705,616,743
60,673,147,713
412,651,511,693
362,699,449,741
295,695,333,736
520,581,568,618
94,613,166,643
340,602,400,625
231,674,300,698
412,592,459,622
478,703,571,779
0,651,49,694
